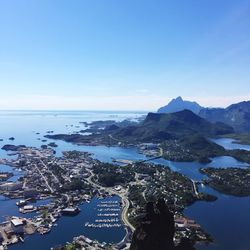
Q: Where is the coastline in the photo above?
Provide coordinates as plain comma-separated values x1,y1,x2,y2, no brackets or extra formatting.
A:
1,111,250,250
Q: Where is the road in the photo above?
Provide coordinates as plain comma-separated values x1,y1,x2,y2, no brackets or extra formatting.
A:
108,134,120,142
159,147,163,157
191,179,199,197
121,196,135,232
40,159,61,184
34,162,54,193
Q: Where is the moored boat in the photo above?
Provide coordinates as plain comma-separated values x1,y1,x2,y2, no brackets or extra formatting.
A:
61,206,80,216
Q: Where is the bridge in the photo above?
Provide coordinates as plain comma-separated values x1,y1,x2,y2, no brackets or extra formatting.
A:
136,156,162,164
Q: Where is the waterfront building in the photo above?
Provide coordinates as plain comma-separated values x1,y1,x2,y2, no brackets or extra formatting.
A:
61,207,80,216
0,182,23,191
11,218,24,234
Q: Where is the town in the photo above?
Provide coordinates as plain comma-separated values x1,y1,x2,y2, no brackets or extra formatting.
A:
0,145,214,249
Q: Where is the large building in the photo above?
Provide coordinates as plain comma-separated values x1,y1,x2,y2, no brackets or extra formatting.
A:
10,218,24,234
0,182,23,191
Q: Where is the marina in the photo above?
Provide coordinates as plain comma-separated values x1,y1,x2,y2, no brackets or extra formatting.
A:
85,199,123,229
85,223,122,228
8,196,126,250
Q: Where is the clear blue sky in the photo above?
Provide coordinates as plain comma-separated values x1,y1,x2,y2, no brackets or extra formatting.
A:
0,0,250,110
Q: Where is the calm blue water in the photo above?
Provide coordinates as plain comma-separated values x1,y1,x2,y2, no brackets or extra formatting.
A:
151,156,248,181
0,164,23,182
211,138,250,151
0,110,145,159
9,196,125,250
0,111,250,250
185,186,250,250
0,196,52,223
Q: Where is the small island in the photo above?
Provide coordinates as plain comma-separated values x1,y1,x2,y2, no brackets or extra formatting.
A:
48,142,58,148
1,144,26,151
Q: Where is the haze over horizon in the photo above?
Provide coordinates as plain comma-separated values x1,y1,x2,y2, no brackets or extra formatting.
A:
0,0,250,110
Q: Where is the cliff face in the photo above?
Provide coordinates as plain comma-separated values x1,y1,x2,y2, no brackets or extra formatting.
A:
130,199,195,250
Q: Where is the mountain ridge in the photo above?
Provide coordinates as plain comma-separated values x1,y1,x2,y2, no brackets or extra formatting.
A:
113,109,234,143
157,97,250,132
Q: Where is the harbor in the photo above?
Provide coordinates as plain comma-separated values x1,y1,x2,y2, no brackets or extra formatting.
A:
6,196,126,250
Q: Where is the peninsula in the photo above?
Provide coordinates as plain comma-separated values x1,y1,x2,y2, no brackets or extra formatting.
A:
200,167,250,196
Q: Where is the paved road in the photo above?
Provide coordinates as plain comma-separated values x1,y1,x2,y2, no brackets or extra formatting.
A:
159,147,164,156
40,159,61,185
191,179,199,196
34,163,54,193
121,196,135,232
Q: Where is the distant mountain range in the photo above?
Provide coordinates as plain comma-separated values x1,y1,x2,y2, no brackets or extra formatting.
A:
157,96,203,114
157,97,250,132
199,101,250,132
45,98,250,163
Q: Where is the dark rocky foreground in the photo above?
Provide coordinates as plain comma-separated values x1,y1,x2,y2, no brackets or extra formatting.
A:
130,199,196,250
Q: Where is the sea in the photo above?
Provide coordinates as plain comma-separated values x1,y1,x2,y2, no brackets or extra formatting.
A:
0,110,249,250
